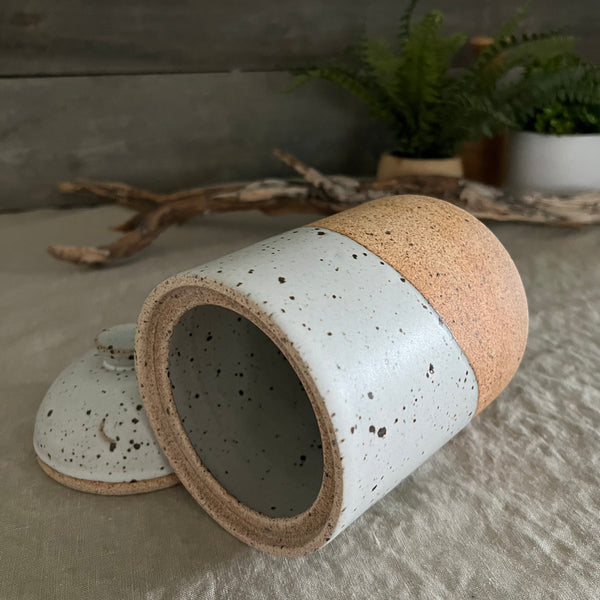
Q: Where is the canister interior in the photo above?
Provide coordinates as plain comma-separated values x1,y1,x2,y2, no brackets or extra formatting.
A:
168,304,324,517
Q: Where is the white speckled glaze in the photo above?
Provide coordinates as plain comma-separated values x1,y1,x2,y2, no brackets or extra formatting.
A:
33,324,176,492
136,227,478,552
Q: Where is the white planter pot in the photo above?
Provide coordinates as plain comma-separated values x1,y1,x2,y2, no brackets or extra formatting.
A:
505,131,600,194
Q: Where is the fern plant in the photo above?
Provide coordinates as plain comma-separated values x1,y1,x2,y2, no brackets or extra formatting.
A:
518,56,600,134
530,103,600,134
290,1,576,158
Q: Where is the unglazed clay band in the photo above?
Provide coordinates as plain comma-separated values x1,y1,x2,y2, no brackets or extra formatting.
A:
135,195,528,556
36,457,178,495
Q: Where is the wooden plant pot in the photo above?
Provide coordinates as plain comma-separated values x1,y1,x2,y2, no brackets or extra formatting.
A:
135,195,528,556
376,152,464,182
461,135,507,186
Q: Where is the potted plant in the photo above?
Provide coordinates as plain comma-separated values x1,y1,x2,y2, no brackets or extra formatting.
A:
503,55,600,194
290,1,574,181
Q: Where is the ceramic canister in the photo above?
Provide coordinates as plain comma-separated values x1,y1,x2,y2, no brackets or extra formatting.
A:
135,195,528,556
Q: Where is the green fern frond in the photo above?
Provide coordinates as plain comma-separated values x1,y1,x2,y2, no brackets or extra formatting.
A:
286,73,316,93
432,31,467,73
396,10,444,106
498,34,575,73
395,11,465,136
506,64,600,120
398,0,419,50
449,91,518,137
289,67,399,127
470,31,573,82
360,37,402,89
461,31,577,111
495,2,531,40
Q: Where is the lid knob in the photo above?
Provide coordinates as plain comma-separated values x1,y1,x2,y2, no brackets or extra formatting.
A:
95,323,136,370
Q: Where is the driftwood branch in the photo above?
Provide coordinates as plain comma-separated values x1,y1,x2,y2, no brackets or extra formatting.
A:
48,149,600,267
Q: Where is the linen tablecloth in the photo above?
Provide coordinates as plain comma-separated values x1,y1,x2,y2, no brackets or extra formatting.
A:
1,206,598,599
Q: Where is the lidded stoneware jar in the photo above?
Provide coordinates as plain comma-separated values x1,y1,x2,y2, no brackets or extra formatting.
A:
135,195,528,555
33,324,178,494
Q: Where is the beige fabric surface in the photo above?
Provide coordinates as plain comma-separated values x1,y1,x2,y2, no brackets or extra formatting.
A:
1,206,599,599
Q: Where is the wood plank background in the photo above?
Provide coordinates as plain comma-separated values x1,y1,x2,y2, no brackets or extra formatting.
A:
1,0,599,210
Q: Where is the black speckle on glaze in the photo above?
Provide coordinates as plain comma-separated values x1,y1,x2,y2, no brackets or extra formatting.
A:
34,338,173,485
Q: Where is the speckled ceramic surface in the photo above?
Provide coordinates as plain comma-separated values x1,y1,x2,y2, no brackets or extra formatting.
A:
135,195,528,555
33,324,178,494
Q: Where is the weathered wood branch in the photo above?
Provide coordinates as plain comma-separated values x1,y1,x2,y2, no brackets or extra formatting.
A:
47,149,600,267
47,192,343,266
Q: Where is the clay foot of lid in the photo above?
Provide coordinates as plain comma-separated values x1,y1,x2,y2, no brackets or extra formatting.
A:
33,324,178,495
37,457,178,495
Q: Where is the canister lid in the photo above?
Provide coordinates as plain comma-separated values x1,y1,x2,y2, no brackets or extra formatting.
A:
33,324,178,494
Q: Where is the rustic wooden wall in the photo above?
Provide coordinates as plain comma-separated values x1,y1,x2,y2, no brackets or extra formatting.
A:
1,0,599,210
